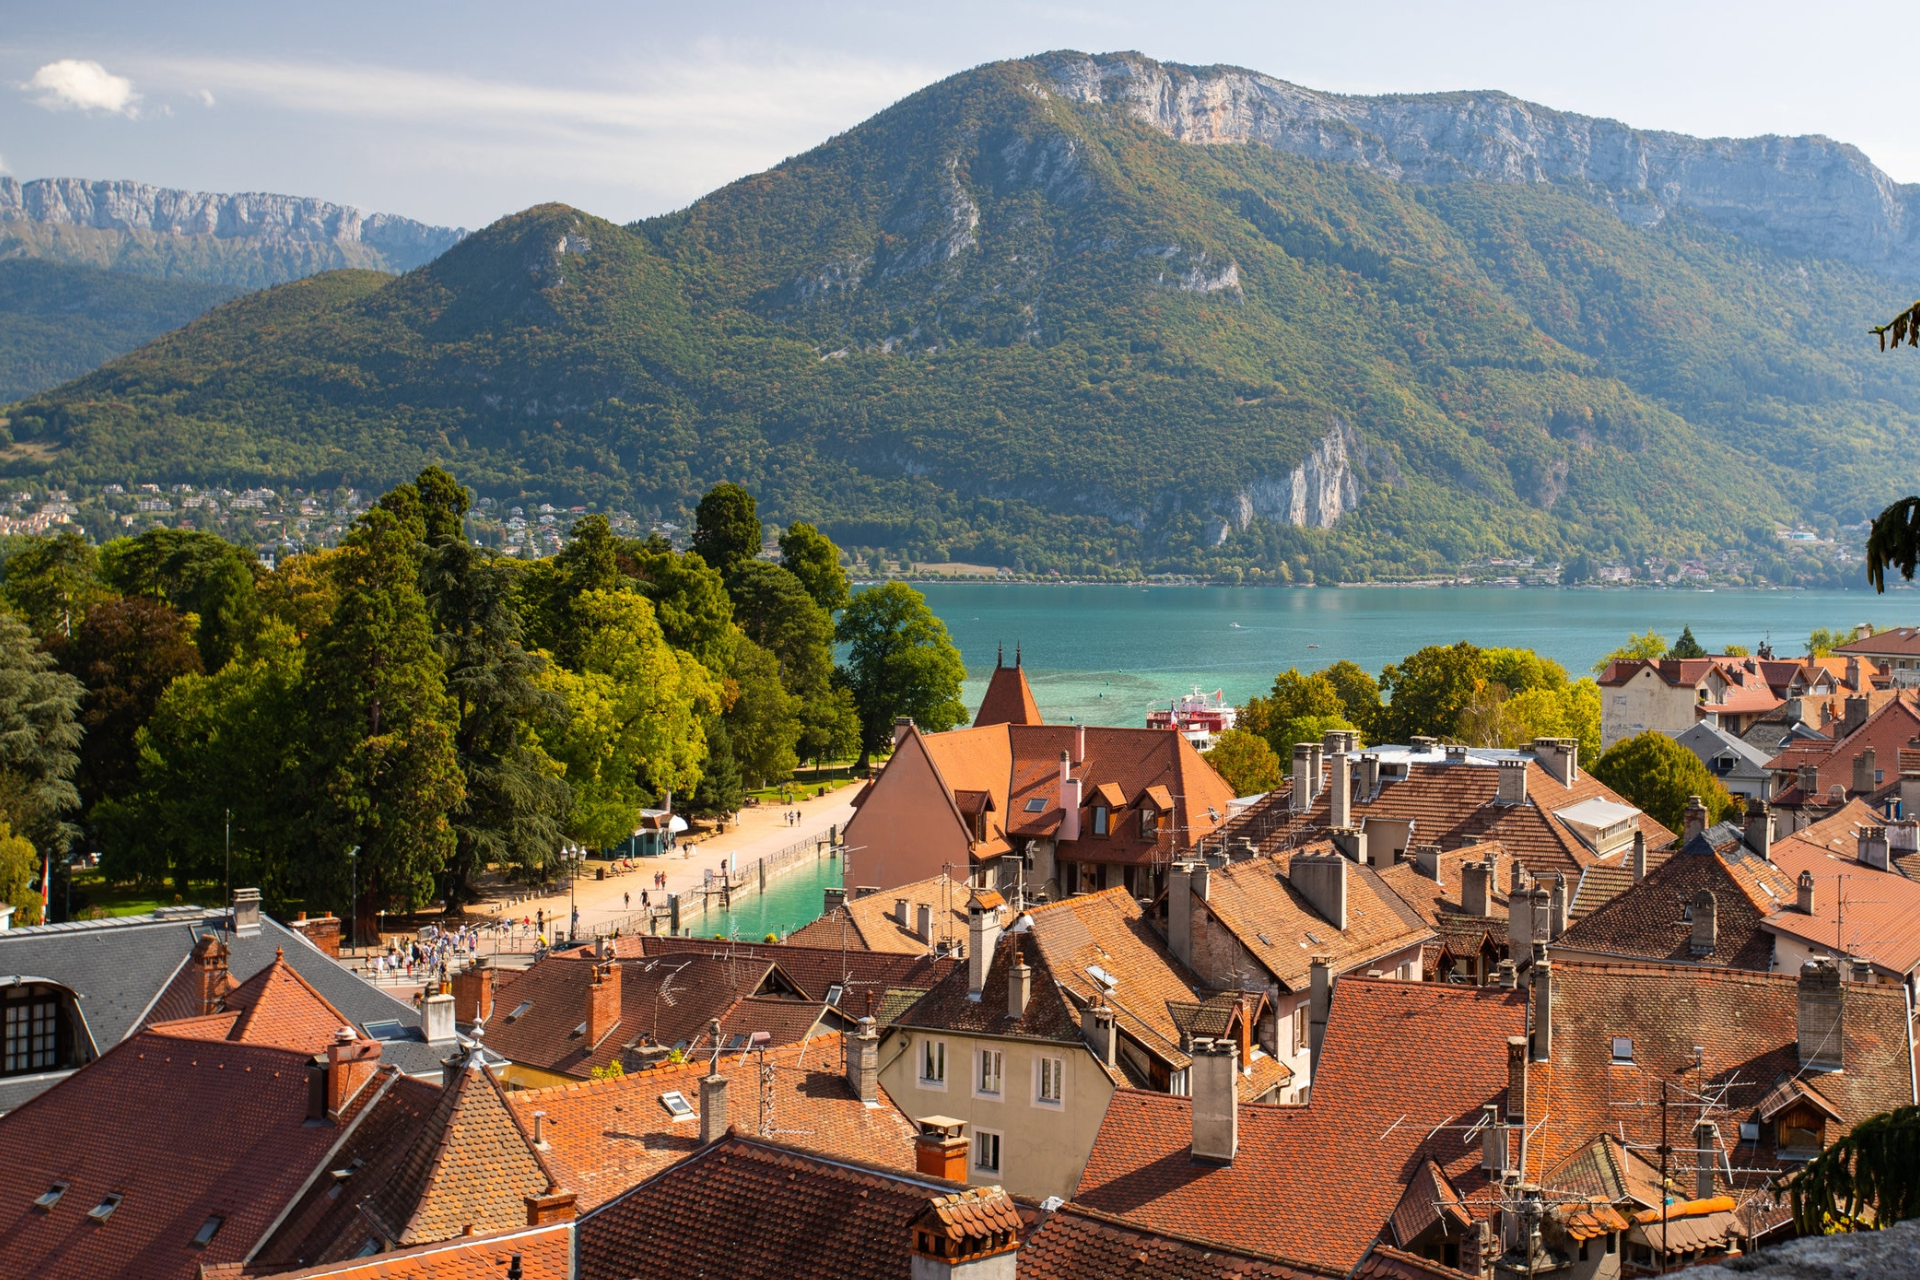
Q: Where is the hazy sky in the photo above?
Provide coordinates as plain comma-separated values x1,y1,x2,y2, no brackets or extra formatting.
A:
4,1,1913,231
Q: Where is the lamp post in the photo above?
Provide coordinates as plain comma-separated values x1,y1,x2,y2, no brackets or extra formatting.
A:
568,843,581,944
348,845,360,957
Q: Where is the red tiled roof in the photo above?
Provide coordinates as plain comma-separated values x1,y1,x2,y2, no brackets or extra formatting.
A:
505,1032,919,1211
975,661,1043,727
1765,832,1920,976
0,1030,352,1280
1354,1244,1480,1280
1376,844,1512,931
1026,887,1206,1070
1765,693,1920,804
220,1223,571,1279
897,930,1100,1056
1073,980,1528,1273
620,934,958,1019
1833,626,1920,658
781,874,972,955
1554,835,1795,970
1021,1203,1339,1279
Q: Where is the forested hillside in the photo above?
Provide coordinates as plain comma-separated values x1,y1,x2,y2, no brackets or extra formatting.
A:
8,53,1919,581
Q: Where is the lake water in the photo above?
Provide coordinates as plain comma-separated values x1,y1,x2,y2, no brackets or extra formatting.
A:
681,850,844,941
920,584,1920,729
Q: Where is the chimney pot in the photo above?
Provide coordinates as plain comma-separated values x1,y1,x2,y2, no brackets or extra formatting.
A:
1188,1038,1239,1164
1682,796,1708,845
1797,870,1816,914
913,1117,970,1181
1007,946,1031,1020
1496,758,1529,806
531,1110,548,1148
1631,831,1648,882
1496,958,1517,990
1745,802,1773,859
1083,999,1117,1067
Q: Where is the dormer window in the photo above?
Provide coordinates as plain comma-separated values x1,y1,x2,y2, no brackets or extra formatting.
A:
1140,809,1157,838
1092,807,1109,836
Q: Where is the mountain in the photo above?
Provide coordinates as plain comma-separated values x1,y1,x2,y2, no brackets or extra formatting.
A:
6,52,1919,582
0,178,466,400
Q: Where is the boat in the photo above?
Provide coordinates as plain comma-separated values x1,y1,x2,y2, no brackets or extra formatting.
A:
1147,687,1239,750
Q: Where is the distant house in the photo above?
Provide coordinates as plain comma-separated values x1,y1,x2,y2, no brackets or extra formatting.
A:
1830,623,1920,685
1764,692,1920,832
1673,720,1776,802
1596,657,1785,748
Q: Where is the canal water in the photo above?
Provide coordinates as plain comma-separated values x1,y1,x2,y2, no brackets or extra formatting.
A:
680,849,845,941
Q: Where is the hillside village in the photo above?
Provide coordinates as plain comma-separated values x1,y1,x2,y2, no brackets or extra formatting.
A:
2,637,1917,1280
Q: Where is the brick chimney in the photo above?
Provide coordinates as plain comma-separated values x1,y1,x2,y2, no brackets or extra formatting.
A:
318,1029,383,1120
1694,1119,1718,1201
1506,1035,1528,1121
191,932,230,1017
1843,695,1869,737
1745,803,1773,859
1530,959,1553,1062
1006,941,1031,1020
967,902,1001,1001
1682,795,1708,845
1631,830,1647,882
1857,824,1890,870
1690,890,1717,957
699,1068,729,1145
1307,954,1332,1075
847,1017,880,1104
524,1191,577,1226
910,1187,1022,1273
1188,1038,1238,1164
913,1117,969,1181
1328,751,1352,829
1533,738,1579,786
1797,869,1816,914
1496,758,1528,806
1798,958,1844,1072
893,717,916,748
586,962,621,1048
1290,852,1347,930
1854,749,1878,795
423,992,456,1045
1462,860,1491,917
453,960,494,1025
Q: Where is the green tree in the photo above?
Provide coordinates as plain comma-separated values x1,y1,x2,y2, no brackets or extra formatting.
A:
0,608,85,867
98,528,261,671
3,530,109,640
778,522,851,615
726,561,835,697
725,638,802,788
50,597,203,814
303,509,465,924
835,583,967,766
520,514,623,665
1592,629,1668,675
625,542,736,673
797,684,862,766
688,716,745,819
1203,729,1283,796
424,538,571,899
1483,647,1568,693
1808,626,1856,657
1272,714,1359,771
1790,1103,1920,1234
1589,730,1734,834
1323,659,1384,739
1378,642,1487,743
1667,625,1706,659
0,820,40,926
375,464,470,549
1243,667,1345,751
692,483,760,578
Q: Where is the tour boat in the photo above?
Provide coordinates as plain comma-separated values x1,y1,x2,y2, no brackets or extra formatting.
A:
1148,687,1239,750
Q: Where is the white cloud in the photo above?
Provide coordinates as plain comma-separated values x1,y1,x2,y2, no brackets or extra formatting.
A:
196,88,216,107
23,59,141,117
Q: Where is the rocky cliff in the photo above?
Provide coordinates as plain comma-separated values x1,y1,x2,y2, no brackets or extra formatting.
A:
1043,52,1920,278
0,177,464,276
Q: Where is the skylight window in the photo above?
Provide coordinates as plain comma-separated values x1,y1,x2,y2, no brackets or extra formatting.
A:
506,1001,533,1022
1611,1036,1634,1065
571,1021,588,1038
660,1090,694,1119
33,1182,66,1212
825,984,845,1006
1088,965,1117,990
87,1194,123,1225
362,1019,406,1041
1024,798,1047,812
191,1216,224,1248
725,1034,748,1049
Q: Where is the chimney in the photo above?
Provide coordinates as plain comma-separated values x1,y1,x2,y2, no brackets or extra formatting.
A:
1511,859,1528,897
1857,825,1890,870
1480,1104,1510,1173
1694,1120,1718,1202
1549,872,1568,939
1797,958,1844,1072
1328,825,1370,867
1307,743,1323,798
1188,1038,1238,1165
1851,958,1874,983
231,888,262,936
848,1017,880,1104
909,1188,1022,1273
1290,744,1314,813
1533,738,1579,786
699,1068,729,1145
1359,753,1381,799
967,901,1001,1000
1462,861,1491,917
824,886,846,915
1844,695,1869,737
523,1191,577,1226
1075,722,1085,764
1745,803,1773,859
1308,954,1332,1073
1799,763,1820,798
325,1029,382,1119
1060,762,1082,843
191,932,230,1017
586,962,621,1047
1507,885,1534,954
453,960,494,1025
1006,942,1031,1020
1082,998,1117,1067
1854,749,1878,795
1496,758,1528,806
1797,869,1816,914
1506,1035,1528,1121
1496,958,1517,990
1328,751,1352,829
1682,795,1708,846
896,898,910,927
1690,890,1717,957
1413,844,1441,881
914,1117,969,1181
1168,860,1202,968
1631,830,1647,882
1530,959,1552,1062
423,992,456,1045
1410,735,1438,753
893,717,915,747
1290,853,1348,930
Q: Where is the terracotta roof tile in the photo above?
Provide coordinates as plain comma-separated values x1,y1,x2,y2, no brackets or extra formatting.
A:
1555,834,1794,970
228,1223,571,1279
1764,831,1920,976
1026,887,1205,1067
897,931,1088,1048
1021,1203,1339,1278
785,874,972,955
975,661,1043,727
617,935,958,1018
1376,844,1512,930
1765,694,1920,803
1354,1243,1480,1280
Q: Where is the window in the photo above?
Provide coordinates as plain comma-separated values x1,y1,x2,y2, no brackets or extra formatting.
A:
659,1091,694,1119
1037,1056,1063,1105
362,1020,407,1041
1739,1122,1760,1143
825,984,844,1006
977,1048,1003,1097
1291,1005,1308,1055
1611,1036,1634,1065
505,1001,533,1022
87,1194,123,1225
3,989,58,1074
1140,810,1157,838
1023,797,1047,813
1092,807,1109,836
1605,1232,1618,1255
33,1182,67,1212
191,1216,224,1248
974,1129,1003,1174
921,1039,946,1086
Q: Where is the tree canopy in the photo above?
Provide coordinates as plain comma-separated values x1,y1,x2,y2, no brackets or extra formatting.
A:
835,582,967,764
1589,730,1734,834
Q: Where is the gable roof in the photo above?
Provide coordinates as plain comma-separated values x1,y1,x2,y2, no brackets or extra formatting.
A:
1021,1203,1338,1279
1073,980,1528,1273
896,929,1094,1053
213,1222,572,1280
975,658,1042,727
1555,833,1796,969
1025,887,1206,1070
1376,843,1512,933
619,934,958,1022
173,948,357,1054
785,874,972,955
504,1032,920,1210
1766,693,1920,805
1765,830,1920,977
1833,626,1920,658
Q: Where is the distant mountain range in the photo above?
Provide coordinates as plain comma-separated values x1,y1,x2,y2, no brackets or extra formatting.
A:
5,52,1918,582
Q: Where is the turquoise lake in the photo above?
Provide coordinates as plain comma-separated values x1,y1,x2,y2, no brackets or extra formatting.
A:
917,584,1920,729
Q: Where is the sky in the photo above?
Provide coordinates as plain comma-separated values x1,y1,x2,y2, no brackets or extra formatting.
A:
3,1,1914,232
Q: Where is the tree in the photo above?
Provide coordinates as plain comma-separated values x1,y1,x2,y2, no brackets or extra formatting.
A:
519,514,623,665
688,716,745,819
302,509,465,924
98,528,261,671
0,820,39,926
1866,303,1920,592
725,638,802,788
1808,626,1856,657
1592,629,1669,675
1483,647,1568,693
1323,659,1384,740
726,561,835,697
259,548,345,642
1789,1103,1920,1234
692,483,760,578
1243,667,1345,750
1272,714,1359,770
625,543,736,673
834,583,967,765
1378,642,1486,743
1203,729,1283,796
50,597,203,813
424,538,570,900
0,608,85,868
1589,730,1734,834
778,522,851,615
375,465,469,549
3,531,109,640
1667,625,1706,659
